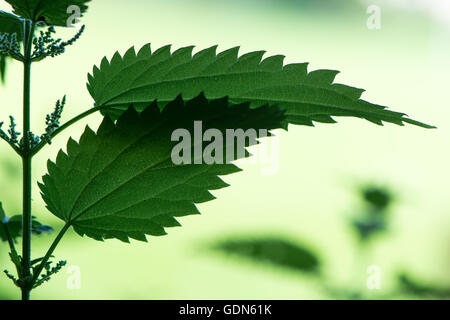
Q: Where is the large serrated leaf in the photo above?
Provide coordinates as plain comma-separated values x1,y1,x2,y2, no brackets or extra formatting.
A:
39,94,285,243
5,0,90,26
87,44,434,128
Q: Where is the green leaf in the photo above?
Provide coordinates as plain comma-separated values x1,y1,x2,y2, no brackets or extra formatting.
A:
39,94,285,243
87,44,434,128
0,215,22,242
362,186,392,211
0,55,7,83
31,218,54,235
0,213,53,243
5,0,90,26
213,237,320,273
0,10,23,38
0,11,23,84
398,273,450,299
0,202,5,222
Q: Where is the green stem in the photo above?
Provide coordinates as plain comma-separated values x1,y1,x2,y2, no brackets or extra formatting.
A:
0,135,22,156
30,223,71,287
1,222,21,276
21,19,35,301
2,223,17,258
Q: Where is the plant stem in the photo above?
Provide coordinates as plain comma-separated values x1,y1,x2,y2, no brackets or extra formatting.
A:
21,158,31,300
0,135,22,156
21,19,35,301
30,223,71,287
2,223,21,276
2,223,17,258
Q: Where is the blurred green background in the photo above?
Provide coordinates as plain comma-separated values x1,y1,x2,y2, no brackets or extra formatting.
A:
0,0,449,299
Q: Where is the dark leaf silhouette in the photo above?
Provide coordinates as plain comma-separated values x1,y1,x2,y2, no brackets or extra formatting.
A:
0,10,22,37
39,94,285,242
398,273,450,299
363,186,392,211
213,237,320,273
0,215,53,243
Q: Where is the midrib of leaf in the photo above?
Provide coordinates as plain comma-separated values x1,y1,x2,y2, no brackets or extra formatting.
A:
106,83,408,127
95,62,387,119
107,80,392,116
66,117,169,222
66,104,235,222
233,95,405,118
41,95,285,242
72,163,213,224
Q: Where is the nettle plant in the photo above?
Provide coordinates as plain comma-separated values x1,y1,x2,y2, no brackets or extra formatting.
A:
0,1,433,300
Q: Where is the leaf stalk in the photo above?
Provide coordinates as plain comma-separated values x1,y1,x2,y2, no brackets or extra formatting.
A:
30,223,71,288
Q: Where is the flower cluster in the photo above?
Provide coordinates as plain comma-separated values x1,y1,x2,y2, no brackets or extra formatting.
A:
33,260,67,289
20,132,41,151
40,96,66,145
32,25,85,61
1,95,67,153
0,116,21,148
4,269,19,287
0,32,22,60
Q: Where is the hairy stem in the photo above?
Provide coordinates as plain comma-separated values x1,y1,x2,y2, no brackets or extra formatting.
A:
21,19,35,301
30,223,71,287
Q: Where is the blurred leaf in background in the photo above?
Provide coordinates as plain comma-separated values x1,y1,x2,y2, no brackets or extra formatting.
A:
208,184,403,299
0,157,21,179
0,292,13,300
398,272,450,299
0,213,53,243
212,237,320,274
351,185,394,242
223,0,363,12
